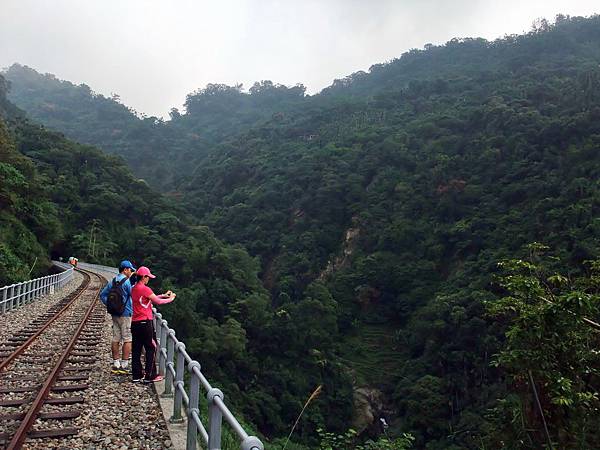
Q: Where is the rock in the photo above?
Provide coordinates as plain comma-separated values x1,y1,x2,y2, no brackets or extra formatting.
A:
352,386,384,434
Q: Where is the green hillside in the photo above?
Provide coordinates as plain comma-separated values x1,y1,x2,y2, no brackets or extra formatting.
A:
0,77,355,448
4,65,308,191
4,14,600,448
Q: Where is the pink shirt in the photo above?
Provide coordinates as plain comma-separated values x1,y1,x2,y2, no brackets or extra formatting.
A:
131,283,173,322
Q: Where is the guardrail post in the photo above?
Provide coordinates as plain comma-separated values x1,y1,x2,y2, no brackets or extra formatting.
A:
170,342,186,423
24,281,29,304
8,285,14,310
154,312,162,333
15,283,22,308
187,361,201,450
159,321,168,376
162,329,175,397
241,436,264,450
1,288,6,314
207,388,224,450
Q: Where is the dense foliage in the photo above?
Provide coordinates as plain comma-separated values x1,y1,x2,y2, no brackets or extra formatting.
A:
4,14,600,448
4,65,307,191
487,244,600,448
0,76,60,281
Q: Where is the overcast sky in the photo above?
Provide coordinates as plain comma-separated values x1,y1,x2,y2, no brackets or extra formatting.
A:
1,0,597,118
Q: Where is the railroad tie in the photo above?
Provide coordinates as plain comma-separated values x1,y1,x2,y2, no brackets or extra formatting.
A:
29,427,79,439
51,383,89,392
39,410,81,420
57,374,88,381
0,385,37,393
0,412,25,421
70,351,96,357
45,396,85,404
68,357,96,364
0,398,27,406
61,366,92,372
5,375,38,382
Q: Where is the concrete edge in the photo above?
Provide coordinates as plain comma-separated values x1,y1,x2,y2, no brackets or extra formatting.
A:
154,379,189,450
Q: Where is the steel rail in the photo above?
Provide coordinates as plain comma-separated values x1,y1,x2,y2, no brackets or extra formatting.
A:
5,269,104,450
0,270,91,373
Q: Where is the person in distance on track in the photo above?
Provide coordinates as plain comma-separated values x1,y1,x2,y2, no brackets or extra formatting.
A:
99,260,136,374
130,266,176,383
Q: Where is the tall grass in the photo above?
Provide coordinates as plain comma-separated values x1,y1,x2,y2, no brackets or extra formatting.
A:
282,385,322,450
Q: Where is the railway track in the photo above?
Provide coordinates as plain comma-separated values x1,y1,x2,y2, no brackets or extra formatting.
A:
0,268,107,449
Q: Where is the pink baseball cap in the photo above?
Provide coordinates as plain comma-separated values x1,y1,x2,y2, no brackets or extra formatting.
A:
136,266,156,278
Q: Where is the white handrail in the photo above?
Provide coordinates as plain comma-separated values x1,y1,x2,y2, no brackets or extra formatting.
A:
0,262,74,314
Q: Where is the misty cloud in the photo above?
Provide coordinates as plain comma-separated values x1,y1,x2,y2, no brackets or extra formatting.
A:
1,0,597,117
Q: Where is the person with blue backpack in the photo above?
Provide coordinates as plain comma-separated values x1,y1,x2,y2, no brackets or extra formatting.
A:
100,260,136,374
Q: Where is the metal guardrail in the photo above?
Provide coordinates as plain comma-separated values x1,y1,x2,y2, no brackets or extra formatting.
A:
76,261,117,273
0,263,74,314
82,262,264,450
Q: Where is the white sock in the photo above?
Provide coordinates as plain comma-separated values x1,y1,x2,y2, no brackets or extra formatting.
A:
120,360,128,369
113,359,121,368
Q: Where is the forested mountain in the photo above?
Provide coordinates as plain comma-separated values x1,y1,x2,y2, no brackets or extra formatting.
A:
4,64,307,191
0,78,60,281
5,14,600,449
0,78,355,449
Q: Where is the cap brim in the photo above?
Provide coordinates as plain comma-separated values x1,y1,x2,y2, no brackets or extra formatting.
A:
147,273,156,278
